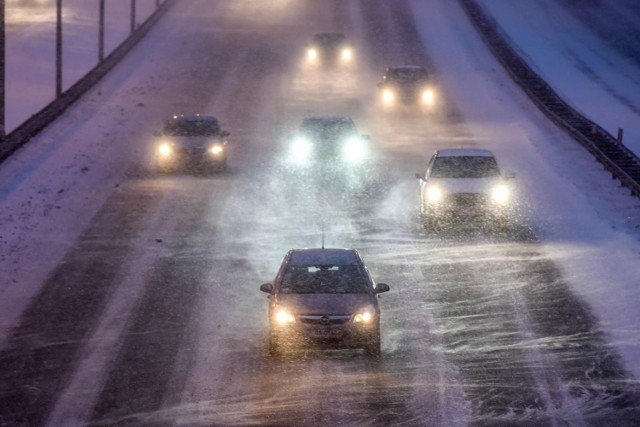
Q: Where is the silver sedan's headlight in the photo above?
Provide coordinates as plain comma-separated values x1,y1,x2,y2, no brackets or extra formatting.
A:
341,48,353,61
421,88,435,104
307,48,318,62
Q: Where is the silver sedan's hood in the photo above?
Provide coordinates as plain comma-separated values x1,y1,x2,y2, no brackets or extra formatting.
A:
277,293,372,315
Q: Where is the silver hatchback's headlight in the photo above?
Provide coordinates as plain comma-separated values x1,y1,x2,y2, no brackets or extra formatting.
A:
426,185,443,204
209,144,224,155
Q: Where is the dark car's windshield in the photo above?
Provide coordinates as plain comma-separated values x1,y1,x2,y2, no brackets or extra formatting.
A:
300,119,357,141
280,264,369,294
312,33,346,47
163,119,220,137
388,69,428,83
430,156,500,178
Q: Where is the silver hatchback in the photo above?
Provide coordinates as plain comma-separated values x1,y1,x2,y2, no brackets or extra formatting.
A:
260,248,390,357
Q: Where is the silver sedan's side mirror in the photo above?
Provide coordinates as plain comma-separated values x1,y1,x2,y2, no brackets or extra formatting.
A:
220,130,231,138
504,171,516,180
260,283,274,293
415,172,424,180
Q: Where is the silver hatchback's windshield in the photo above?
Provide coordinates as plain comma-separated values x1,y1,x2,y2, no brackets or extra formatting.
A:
281,264,369,294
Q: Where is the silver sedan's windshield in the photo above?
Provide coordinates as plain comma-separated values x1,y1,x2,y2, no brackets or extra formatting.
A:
430,156,500,178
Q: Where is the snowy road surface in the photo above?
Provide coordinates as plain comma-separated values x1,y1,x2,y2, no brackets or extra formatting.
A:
0,0,639,425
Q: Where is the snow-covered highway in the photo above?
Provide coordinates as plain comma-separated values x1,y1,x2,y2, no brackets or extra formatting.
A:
0,0,639,425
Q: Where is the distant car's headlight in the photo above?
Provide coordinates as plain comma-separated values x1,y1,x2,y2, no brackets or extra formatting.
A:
158,143,172,157
421,88,435,104
307,48,318,62
289,137,313,164
209,144,224,155
426,186,443,204
382,89,394,103
341,48,352,61
491,184,510,204
274,308,296,325
354,307,375,324
342,137,367,164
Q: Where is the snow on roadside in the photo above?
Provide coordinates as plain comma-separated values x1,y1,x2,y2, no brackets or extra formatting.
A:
477,0,640,157
409,0,640,378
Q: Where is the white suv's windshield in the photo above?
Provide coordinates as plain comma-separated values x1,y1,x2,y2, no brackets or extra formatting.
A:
431,156,500,178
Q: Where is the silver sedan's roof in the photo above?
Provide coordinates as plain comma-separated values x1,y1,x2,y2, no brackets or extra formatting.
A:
170,114,217,123
289,248,359,265
436,148,495,158
388,65,426,72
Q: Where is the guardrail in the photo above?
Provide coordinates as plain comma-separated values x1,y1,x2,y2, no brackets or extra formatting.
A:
0,0,176,164
459,0,640,197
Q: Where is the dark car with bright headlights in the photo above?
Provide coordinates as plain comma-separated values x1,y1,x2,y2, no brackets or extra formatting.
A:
260,248,390,357
378,65,436,110
286,116,370,171
305,32,354,67
154,114,230,173
416,149,515,229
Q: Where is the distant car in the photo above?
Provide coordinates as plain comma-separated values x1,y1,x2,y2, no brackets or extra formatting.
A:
260,248,390,357
305,32,354,67
153,115,230,173
416,149,515,228
286,116,370,172
378,65,436,109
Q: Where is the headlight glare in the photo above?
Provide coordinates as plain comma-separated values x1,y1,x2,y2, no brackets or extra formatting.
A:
354,309,374,323
341,48,352,61
342,137,366,164
274,308,296,325
307,48,317,61
422,88,435,104
210,144,224,155
491,184,510,204
426,186,443,203
158,143,172,157
382,89,394,103
289,137,313,165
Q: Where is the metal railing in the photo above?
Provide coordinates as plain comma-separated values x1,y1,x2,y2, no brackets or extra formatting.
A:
459,0,640,197
0,0,175,163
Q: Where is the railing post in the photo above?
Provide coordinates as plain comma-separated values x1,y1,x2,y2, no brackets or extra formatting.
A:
0,0,5,141
56,0,62,97
617,128,624,144
98,0,105,62
130,0,136,34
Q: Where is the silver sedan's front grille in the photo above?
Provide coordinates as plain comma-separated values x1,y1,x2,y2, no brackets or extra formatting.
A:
298,315,352,325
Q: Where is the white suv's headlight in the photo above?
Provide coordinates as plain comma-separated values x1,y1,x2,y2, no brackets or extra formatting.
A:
342,137,366,164
491,184,510,204
426,185,443,204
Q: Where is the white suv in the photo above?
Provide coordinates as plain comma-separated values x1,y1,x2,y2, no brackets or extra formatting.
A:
416,149,515,229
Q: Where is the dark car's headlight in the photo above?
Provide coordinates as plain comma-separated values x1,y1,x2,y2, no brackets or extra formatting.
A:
158,143,172,157
209,144,224,156
342,137,367,164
